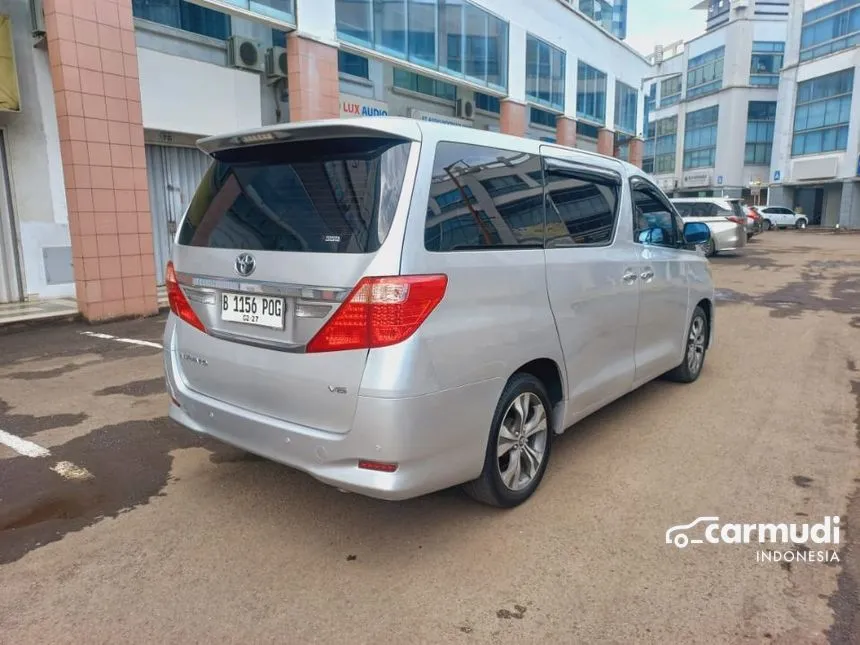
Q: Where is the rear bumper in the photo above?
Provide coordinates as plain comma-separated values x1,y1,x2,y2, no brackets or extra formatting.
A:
164,345,500,501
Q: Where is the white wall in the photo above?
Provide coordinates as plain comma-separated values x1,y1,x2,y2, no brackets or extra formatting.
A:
0,0,73,299
138,47,263,136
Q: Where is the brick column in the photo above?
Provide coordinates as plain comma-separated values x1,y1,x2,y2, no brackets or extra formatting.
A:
44,0,157,322
556,116,577,148
499,99,527,138
287,33,339,122
597,128,615,157
629,137,644,168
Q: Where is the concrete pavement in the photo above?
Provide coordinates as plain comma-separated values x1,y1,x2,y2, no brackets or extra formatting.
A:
0,232,858,644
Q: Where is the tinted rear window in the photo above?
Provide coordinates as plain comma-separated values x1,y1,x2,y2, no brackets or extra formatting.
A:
178,137,410,253
729,201,745,219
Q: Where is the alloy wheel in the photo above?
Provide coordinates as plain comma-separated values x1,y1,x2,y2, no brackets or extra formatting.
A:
687,316,706,376
496,393,548,492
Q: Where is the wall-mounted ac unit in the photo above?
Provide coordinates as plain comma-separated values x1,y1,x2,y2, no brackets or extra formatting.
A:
265,46,287,79
29,0,46,37
456,98,475,120
228,37,263,73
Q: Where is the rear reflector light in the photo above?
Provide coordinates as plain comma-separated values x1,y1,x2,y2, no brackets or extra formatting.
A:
166,261,205,333
358,460,398,473
306,275,448,353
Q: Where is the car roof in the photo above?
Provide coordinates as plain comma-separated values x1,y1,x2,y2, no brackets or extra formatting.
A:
195,116,642,176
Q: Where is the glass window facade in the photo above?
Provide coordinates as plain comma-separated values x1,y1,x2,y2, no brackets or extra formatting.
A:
792,68,854,156
393,68,458,100
643,84,656,174
800,0,860,62
578,0,614,33
654,116,677,175
339,50,370,78
474,92,500,113
526,34,565,111
745,101,776,165
686,46,725,99
336,0,509,91
220,0,294,25
750,42,784,87
577,62,607,125
530,106,557,128
614,81,637,134
132,0,231,39
660,75,682,107
683,105,719,169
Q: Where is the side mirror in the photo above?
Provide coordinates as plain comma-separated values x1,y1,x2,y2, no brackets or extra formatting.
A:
683,221,711,245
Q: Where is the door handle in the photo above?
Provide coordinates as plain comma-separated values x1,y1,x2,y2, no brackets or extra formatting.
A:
622,270,638,284
640,268,655,281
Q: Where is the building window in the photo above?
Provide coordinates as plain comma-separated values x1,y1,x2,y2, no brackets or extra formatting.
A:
526,34,565,111
530,106,557,128
577,61,607,125
745,101,776,165
335,0,509,91
686,46,725,99
578,0,614,33
614,81,637,134
653,116,677,174
132,0,231,39
393,68,457,101
475,92,500,113
800,0,860,62
339,50,370,78
792,68,854,156
660,75,682,107
576,121,601,140
683,105,718,169
750,41,784,87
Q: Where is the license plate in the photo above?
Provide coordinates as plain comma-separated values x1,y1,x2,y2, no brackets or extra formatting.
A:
221,293,285,329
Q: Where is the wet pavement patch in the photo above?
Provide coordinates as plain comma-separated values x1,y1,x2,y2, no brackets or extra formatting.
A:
0,398,88,439
8,364,86,380
95,378,165,398
0,417,226,566
792,476,814,489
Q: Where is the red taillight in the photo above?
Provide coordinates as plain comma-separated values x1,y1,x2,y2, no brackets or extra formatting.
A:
726,216,744,224
306,275,448,353
166,261,205,333
358,460,398,473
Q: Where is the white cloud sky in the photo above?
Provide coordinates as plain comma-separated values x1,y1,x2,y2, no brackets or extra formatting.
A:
625,0,704,56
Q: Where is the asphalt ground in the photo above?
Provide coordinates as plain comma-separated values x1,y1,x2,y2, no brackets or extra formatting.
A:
0,231,858,644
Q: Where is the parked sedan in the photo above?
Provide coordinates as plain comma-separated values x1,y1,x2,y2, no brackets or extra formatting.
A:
670,198,748,257
744,205,764,236
757,206,809,230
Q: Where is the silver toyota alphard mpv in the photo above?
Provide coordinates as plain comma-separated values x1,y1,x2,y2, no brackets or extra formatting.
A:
164,117,715,507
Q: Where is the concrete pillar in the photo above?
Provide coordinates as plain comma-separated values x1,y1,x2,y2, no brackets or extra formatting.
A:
500,99,527,138
838,180,860,229
556,116,577,148
44,0,157,321
629,137,644,168
287,33,339,122
598,128,615,156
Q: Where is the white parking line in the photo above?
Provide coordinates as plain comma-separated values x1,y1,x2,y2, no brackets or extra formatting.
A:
0,429,94,481
0,429,51,458
80,331,163,349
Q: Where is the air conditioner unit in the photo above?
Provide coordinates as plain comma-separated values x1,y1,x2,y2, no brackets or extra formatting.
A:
29,0,46,37
265,46,287,79
228,37,263,73
456,98,475,120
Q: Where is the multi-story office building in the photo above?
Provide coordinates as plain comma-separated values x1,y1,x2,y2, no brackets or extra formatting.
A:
768,0,860,228
578,0,627,39
644,0,790,203
0,0,649,318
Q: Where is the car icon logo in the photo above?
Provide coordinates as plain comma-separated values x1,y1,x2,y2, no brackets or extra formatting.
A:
235,253,255,277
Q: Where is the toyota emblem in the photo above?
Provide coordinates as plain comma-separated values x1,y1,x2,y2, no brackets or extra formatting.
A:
235,253,256,277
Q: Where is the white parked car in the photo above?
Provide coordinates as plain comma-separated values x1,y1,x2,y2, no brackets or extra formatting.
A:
757,206,809,230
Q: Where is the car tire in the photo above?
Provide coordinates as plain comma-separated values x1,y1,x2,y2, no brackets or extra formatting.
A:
795,218,808,230
705,238,717,258
463,373,553,508
664,306,709,384
764,219,773,231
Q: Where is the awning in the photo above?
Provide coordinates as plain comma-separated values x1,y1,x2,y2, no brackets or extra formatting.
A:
0,15,21,112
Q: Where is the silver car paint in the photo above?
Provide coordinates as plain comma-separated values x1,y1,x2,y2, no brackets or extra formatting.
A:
165,117,715,500
671,198,748,253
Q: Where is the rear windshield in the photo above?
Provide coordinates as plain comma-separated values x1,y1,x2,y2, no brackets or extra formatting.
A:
177,137,410,253
728,200,745,219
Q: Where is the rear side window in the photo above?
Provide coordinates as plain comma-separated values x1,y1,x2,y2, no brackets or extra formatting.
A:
543,160,620,247
178,137,410,253
424,143,545,252
728,201,745,219
672,203,692,217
